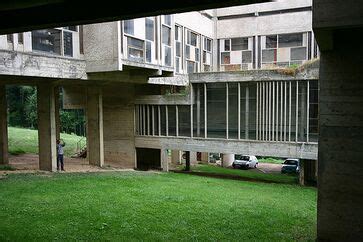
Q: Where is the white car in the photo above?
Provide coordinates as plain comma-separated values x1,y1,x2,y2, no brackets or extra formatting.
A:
232,155,258,169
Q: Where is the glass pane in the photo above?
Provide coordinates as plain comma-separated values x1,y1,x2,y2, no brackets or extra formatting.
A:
145,18,154,41
187,61,194,73
242,51,252,63
188,31,198,46
195,48,200,62
262,49,276,63
221,52,230,64
168,106,176,136
164,15,172,26
228,83,238,139
160,106,167,136
146,41,152,63
193,84,205,137
63,31,73,57
162,26,171,46
207,83,226,138
278,33,303,48
266,35,277,48
124,20,134,35
225,39,230,51
290,47,307,61
185,45,190,59
164,46,171,66
175,57,180,73
231,38,248,51
176,42,181,57
178,106,191,137
31,29,61,55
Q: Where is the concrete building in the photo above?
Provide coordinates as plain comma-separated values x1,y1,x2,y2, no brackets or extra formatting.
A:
0,0,362,240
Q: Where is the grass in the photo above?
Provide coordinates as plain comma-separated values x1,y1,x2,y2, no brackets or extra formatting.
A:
8,127,86,157
0,164,16,171
259,157,284,164
0,171,316,241
188,164,298,184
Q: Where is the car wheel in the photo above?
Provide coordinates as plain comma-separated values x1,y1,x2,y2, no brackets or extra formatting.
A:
254,163,257,168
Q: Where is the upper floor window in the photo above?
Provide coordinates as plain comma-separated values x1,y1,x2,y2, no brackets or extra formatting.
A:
63,26,77,32
231,38,248,51
32,29,61,55
124,20,134,35
278,33,303,48
162,25,171,46
7,34,13,43
18,33,24,44
204,38,212,52
164,15,172,26
187,31,198,47
145,18,154,41
127,36,144,62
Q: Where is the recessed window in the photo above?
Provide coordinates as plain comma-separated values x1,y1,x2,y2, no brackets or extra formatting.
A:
224,39,230,51
124,20,134,35
175,57,180,73
164,46,172,66
176,42,181,57
185,45,190,59
262,49,276,63
127,37,144,62
221,52,230,64
63,31,73,57
266,35,277,48
164,15,172,26
290,47,307,61
32,29,61,55
231,38,248,51
242,51,252,63
18,33,24,44
145,18,154,41
187,61,195,73
146,41,152,63
278,33,303,48
64,26,77,31
162,26,171,46
187,31,198,47
195,48,200,62
205,38,212,52
7,34,13,43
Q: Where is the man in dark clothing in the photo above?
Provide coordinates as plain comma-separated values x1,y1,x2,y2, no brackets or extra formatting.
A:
56,139,66,171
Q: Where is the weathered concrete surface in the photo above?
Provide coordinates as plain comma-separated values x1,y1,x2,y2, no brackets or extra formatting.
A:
37,84,57,171
0,50,86,80
135,136,318,160
62,86,86,109
87,87,104,167
135,94,191,105
102,84,135,169
171,150,181,164
0,85,8,164
148,75,188,86
316,29,363,241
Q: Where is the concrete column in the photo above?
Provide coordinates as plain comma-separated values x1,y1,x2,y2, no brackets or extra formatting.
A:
0,85,8,165
161,149,169,171
87,87,104,167
190,151,197,165
222,153,234,167
200,152,209,163
54,87,61,141
185,151,190,171
299,159,317,186
37,84,57,171
171,150,181,164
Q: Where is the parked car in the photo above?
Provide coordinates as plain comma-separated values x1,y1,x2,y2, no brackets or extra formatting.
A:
281,159,300,174
232,155,258,169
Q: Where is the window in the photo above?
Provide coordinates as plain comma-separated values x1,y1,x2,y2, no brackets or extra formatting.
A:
7,34,13,43
204,38,212,52
63,31,73,57
32,29,61,55
242,51,252,63
146,41,152,63
231,38,248,51
124,20,134,35
127,37,144,62
266,35,277,48
278,33,303,48
221,52,230,64
187,61,195,73
224,39,230,51
195,48,200,62
164,15,172,26
18,33,24,44
290,47,307,61
145,18,154,41
175,25,180,40
162,26,171,46
175,57,180,73
187,31,198,46
176,42,181,57
164,46,172,66
262,49,276,63
185,45,190,59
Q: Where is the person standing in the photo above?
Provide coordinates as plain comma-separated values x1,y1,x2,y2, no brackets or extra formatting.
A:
56,139,66,171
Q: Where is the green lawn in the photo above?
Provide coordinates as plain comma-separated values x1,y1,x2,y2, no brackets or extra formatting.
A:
187,164,298,184
0,172,316,241
8,127,85,157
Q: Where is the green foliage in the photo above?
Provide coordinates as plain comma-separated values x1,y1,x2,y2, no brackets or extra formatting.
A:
0,165,16,170
8,148,26,156
0,172,317,241
259,157,284,164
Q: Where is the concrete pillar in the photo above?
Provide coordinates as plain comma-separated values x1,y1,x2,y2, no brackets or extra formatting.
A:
37,84,57,171
222,153,234,167
171,150,181,164
299,159,317,186
161,149,169,171
87,87,104,167
54,87,61,141
200,152,209,163
190,151,197,165
185,151,190,171
0,85,8,165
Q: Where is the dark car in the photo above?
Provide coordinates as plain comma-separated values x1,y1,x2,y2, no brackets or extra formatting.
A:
281,159,300,174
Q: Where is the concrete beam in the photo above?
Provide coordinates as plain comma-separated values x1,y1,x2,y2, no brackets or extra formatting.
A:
135,136,318,160
0,85,8,165
37,84,57,171
87,87,104,167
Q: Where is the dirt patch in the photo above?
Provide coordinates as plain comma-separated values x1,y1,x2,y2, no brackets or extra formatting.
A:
257,163,283,173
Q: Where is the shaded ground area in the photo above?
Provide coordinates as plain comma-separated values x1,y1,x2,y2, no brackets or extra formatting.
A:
0,171,316,241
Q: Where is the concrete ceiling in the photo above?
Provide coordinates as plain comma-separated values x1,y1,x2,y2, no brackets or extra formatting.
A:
0,0,269,34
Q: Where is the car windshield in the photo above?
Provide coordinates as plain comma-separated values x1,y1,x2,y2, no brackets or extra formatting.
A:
235,155,249,161
284,160,298,165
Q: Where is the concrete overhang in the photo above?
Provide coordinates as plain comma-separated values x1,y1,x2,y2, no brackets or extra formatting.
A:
0,0,270,35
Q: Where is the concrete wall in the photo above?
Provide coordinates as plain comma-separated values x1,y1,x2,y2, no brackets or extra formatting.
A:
102,84,135,168
175,11,214,38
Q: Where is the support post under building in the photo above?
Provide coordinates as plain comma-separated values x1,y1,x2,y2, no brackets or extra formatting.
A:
0,85,8,165
37,84,57,171
87,87,104,167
